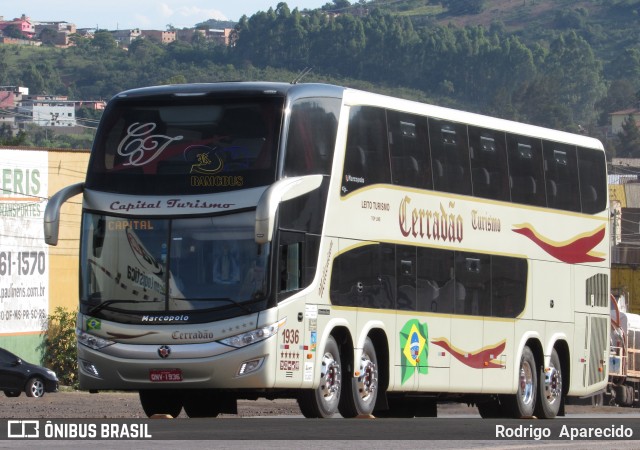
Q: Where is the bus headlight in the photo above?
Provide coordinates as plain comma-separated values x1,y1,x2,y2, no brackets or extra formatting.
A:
76,328,115,350
219,318,285,348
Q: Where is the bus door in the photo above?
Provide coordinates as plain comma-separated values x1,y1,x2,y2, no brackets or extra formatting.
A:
274,231,308,388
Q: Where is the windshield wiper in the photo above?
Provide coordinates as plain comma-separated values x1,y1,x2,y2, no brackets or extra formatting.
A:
87,299,150,315
187,297,258,314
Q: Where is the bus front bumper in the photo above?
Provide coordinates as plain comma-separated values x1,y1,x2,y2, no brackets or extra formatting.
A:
77,338,277,391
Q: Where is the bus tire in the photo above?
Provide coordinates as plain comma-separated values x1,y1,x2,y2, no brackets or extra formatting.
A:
535,348,563,419
502,346,537,418
339,337,378,418
477,398,505,418
374,396,416,418
297,335,342,418
183,390,223,418
591,392,604,407
139,389,183,418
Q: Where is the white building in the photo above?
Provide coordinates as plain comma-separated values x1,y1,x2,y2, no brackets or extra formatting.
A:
17,95,76,127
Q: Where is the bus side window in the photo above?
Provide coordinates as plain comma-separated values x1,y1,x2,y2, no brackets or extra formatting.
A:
543,141,580,212
342,106,390,195
491,256,527,318
329,243,394,309
578,147,607,214
388,110,432,190
416,248,453,313
468,127,509,201
396,246,417,311
455,253,491,316
277,232,304,301
428,119,471,196
507,135,546,207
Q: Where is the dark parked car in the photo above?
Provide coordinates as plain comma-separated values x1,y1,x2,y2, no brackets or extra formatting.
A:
0,347,58,398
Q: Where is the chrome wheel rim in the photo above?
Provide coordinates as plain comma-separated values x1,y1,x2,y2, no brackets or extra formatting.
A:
519,361,534,407
356,353,377,402
319,352,340,400
545,365,562,405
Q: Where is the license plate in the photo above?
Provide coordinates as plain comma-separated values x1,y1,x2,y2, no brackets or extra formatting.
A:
149,369,183,382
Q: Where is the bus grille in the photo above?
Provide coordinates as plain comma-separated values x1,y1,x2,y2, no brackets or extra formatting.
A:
585,274,608,308
588,316,608,386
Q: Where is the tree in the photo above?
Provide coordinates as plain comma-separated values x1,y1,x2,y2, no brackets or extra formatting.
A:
91,31,117,51
2,24,25,39
617,114,640,157
39,28,59,46
0,124,27,146
541,31,606,129
596,79,637,126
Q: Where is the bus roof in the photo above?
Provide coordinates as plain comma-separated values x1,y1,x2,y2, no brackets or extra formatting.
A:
342,86,604,150
110,81,346,102
110,81,603,150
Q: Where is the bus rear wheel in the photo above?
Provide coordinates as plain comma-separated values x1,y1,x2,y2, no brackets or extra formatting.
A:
139,389,183,418
339,337,378,418
502,346,537,418
535,348,563,419
297,335,342,418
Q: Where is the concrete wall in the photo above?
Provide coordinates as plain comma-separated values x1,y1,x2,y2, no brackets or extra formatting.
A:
0,147,89,364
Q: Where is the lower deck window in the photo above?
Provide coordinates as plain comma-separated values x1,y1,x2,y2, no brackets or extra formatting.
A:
330,243,527,318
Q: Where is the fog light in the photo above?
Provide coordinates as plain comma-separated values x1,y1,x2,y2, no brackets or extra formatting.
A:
237,357,264,376
80,359,100,377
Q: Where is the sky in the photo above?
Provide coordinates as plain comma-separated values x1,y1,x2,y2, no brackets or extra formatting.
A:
2,1,329,30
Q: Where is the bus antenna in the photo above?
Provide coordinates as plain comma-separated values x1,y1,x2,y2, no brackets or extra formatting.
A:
291,67,313,84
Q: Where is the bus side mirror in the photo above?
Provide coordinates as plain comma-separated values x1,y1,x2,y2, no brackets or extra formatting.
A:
255,175,323,244
44,182,85,246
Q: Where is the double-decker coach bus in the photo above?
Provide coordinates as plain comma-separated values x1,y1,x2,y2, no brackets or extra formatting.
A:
44,82,609,419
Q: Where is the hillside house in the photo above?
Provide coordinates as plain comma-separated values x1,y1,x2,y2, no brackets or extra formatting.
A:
0,15,35,39
611,106,640,135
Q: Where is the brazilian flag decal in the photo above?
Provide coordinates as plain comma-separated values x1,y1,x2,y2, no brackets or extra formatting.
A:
399,319,429,385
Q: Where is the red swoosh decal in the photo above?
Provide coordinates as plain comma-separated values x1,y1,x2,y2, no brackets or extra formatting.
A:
513,224,605,263
432,338,505,369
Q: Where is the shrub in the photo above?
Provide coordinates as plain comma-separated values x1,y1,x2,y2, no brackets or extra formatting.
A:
40,307,78,388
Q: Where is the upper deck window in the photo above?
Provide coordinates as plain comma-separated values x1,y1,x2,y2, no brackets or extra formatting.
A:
86,95,284,195
341,106,391,195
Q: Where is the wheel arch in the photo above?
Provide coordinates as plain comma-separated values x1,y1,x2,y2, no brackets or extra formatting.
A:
330,325,354,375
553,339,571,396
524,338,544,375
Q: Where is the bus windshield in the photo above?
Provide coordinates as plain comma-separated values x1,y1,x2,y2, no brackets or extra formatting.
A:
80,211,270,320
86,96,284,195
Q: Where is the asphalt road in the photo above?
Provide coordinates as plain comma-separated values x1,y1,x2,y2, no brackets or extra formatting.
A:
1,391,640,448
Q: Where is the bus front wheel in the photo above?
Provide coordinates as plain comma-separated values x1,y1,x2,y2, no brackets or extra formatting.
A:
502,346,537,418
139,389,183,418
297,335,342,418
339,337,378,418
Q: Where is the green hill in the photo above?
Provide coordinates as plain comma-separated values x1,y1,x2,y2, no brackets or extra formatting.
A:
2,0,640,155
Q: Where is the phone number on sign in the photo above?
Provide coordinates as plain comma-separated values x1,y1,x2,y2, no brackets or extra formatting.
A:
0,251,46,276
